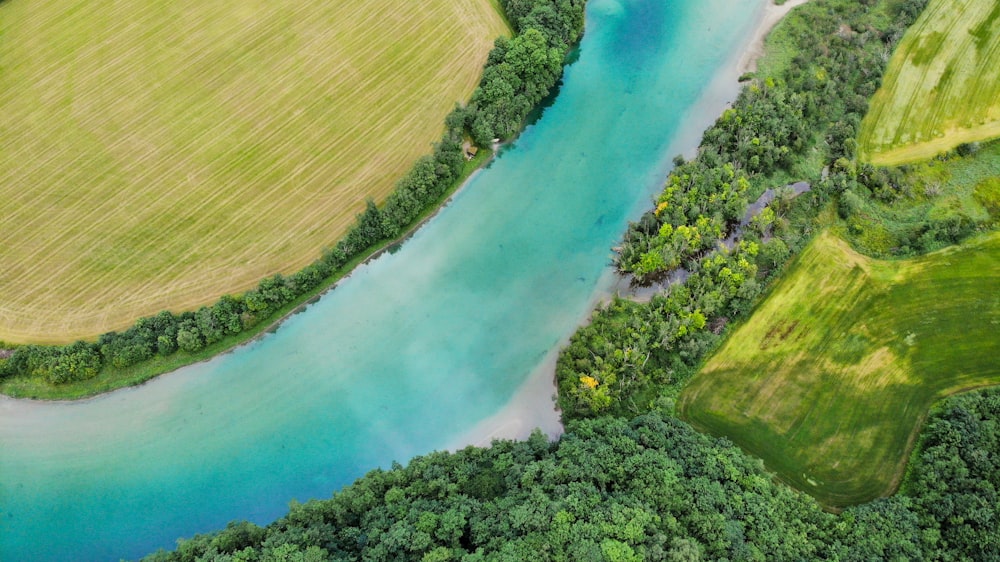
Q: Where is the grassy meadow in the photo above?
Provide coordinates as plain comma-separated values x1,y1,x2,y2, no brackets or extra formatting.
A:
836,139,1000,258
857,0,1000,164
678,230,1000,507
0,0,507,344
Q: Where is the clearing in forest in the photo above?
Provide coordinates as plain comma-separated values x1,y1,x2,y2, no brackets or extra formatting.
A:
678,230,1000,507
0,0,507,344
857,0,1000,165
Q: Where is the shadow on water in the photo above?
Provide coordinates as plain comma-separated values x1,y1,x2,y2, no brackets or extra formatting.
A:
524,45,582,128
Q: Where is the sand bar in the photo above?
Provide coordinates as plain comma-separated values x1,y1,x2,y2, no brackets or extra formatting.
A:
740,0,813,74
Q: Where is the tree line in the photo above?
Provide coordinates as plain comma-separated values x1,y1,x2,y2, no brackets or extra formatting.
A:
0,0,587,388
142,388,1000,561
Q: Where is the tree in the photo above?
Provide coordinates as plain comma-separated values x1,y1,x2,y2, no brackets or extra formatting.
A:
177,322,204,353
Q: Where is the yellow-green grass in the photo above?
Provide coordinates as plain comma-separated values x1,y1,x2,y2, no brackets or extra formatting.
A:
858,0,1000,165
678,230,1000,507
0,0,507,344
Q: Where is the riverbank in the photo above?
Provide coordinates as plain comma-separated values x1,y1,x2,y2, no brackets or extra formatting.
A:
447,266,622,449
0,149,495,401
450,0,810,447
739,0,813,74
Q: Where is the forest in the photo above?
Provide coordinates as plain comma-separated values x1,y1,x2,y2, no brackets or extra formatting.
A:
141,0,999,559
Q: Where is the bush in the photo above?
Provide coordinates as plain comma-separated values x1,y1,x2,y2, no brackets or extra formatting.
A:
974,177,1000,218
838,189,865,219
47,342,102,384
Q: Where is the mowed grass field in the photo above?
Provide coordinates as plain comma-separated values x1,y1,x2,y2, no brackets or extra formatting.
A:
0,0,507,344
678,231,1000,507
857,0,1000,165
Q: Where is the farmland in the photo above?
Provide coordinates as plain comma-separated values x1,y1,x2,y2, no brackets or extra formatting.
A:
0,0,507,344
678,230,1000,507
857,0,1000,164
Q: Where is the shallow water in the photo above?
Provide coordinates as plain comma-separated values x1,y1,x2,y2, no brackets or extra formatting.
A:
0,1,763,559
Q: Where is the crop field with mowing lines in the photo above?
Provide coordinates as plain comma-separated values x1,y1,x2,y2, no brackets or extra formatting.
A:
0,0,507,343
678,231,1000,507
857,0,1000,165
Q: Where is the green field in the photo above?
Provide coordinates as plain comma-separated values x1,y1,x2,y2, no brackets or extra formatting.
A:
0,0,507,344
678,231,1000,507
857,0,1000,164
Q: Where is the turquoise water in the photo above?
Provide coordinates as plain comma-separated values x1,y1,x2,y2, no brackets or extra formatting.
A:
0,1,763,559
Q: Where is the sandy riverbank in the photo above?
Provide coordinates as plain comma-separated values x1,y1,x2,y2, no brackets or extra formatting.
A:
447,0,812,450
447,266,622,450
739,0,813,74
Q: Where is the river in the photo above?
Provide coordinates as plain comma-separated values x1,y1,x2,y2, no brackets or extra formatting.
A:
0,0,764,559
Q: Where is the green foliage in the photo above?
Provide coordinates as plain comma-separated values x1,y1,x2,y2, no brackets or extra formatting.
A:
501,0,586,47
558,241,759,419
974,176,1000,219
901,388,1000,559
833,497,924,561
616,157,748,284
45,342,103,384
468,0,586,145
0,341,103,384
830,141,1000,257
176,324,204,354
